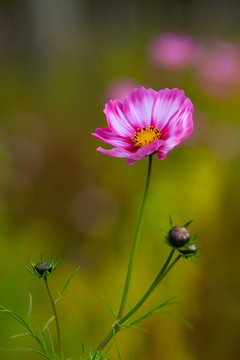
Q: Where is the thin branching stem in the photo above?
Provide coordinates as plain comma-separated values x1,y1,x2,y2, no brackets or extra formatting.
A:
119,249,176,325
44,277,64,360
94,250,181,354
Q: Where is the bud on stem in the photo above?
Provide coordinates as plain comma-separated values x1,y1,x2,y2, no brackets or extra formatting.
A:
35,262,52,276
168,226,190,248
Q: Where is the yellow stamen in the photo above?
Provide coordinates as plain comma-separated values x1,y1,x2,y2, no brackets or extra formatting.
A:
131,126,161,148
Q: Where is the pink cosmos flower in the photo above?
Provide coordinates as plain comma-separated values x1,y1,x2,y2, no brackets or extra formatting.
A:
92,87,194,165
103,78,140,103
148,32,198,69
196,41,240,98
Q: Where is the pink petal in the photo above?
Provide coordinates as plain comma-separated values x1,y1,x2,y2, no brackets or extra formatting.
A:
151,88,186,130
92,128,133,148
126,139,165,165
104,100,135,139
161,98,194,142
156,99,193,159
123,87,157,129
96,146,133,158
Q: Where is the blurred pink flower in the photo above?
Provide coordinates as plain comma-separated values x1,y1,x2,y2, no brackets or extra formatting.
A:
148,32,198,69
103,78,140,103
92,87,194,165
197,41,240,97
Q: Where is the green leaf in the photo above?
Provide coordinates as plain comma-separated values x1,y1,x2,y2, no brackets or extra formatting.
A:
99,293,117,320
81,343,86,360
29,315,38,337
0,302,54,360
85,344,113,360
180,252,206,262
114,338,122,360
102,342,113,359
183,220,193,229
23,265,36,277
55,266,80,302
51,258,61,275
159,227,168,237
27,294,32,325
189,233,201,241
169,216,174,230
45,327,56,360
0,308,27,327
29,257,36,268
42,316,55,335
130,351,135,360
28,257,42,277
1,347,51,359
196,246,205,251
123,324,148,332
128,297,179,326
10,333,31,338
160,310,195,332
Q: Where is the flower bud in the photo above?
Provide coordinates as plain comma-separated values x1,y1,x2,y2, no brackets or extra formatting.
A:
35,262,52,276
168,226,190,248
179,244,197,254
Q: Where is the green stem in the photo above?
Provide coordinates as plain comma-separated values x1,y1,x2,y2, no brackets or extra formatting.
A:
94,250,181,353
119,249,176,325
44,277,64,360
94,327,120,355
117,154,153,320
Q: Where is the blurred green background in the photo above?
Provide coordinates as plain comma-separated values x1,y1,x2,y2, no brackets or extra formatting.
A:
1,0,240,359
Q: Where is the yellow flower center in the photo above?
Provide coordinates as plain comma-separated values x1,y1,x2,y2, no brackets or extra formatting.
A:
132,126,161,148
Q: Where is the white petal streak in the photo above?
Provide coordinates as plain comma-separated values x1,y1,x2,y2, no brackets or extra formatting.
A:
161,99,193,141
97,146,132,158
123,87,157,129
93,128,133,148
152,88,186,130
104,100,135,139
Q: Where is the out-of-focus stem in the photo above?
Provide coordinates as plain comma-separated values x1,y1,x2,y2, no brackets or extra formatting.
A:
44,277,64,360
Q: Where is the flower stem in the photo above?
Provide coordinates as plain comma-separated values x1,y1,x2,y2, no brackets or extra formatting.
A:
117,154,153,320
44,277,64,360
94,326,120,355
94,250,181,354
119,249,177,325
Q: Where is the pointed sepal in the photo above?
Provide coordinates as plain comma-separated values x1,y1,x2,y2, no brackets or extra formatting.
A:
25,254,61,279
161,218,204,260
